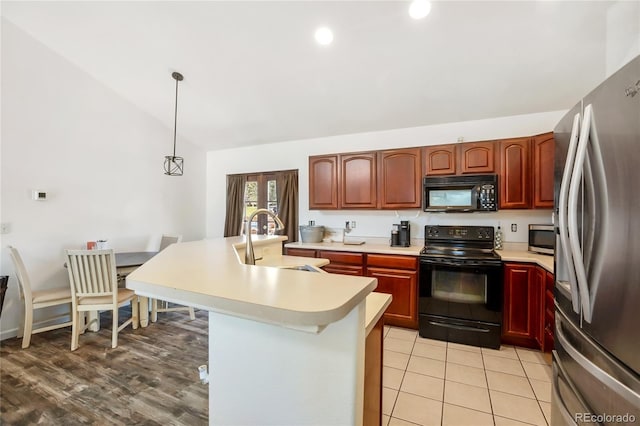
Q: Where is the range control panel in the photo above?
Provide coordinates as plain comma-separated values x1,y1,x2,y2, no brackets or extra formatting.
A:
425,225,495,242
478,184,497,211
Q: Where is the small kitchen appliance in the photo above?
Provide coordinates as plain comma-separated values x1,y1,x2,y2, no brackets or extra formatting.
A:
527,224,554,255
390,221,411,247
423,174,498,212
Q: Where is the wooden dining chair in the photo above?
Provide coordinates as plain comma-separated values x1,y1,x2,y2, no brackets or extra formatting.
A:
8,246,73,349
151,235,196,322
65,249,138,350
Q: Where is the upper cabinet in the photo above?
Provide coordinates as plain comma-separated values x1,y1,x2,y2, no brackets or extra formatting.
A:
459,141,496,174
378,148,422,209
532,132,555,209
309,133,554,211
423,141,495,176
499,137,531,209
423,144,457,176
309,155,339,209
340,152,377,209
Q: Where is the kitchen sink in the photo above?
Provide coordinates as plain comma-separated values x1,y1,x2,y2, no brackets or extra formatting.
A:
282,265,323,273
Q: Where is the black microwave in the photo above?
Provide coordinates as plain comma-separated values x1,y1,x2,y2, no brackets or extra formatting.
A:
528,224,554,255
423,174,498,212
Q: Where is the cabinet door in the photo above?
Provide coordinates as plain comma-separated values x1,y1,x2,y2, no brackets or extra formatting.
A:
499,138,531,209
340,153,377,209
309,155,338,209
459,141,496,174
532,133,555,209
502,263,541,349
423,145,457,176
544,271,555,352
367,267,417,329
378,148,421,209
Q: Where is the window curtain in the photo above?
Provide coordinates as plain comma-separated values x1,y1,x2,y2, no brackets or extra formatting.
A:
276,170,299,242
224,175,247,237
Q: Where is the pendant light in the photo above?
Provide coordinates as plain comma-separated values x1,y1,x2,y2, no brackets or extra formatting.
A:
164,71,184,176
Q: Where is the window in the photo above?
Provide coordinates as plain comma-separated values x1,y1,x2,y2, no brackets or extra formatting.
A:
244,173,278,235
225,169,298,241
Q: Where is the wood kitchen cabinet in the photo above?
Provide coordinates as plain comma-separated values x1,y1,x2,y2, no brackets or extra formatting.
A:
543,270,555,352
309,155,339,209
318,250,365,276
423,141,496,176
532,132,555,209
340,152,377,209
378,148,422,209
459,141,496,174
499,137,532,209
502,262,543,349
423,144,457,176
284,247,318,258
366,254,418,329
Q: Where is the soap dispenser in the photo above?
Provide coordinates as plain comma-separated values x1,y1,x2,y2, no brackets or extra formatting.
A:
495,225,504,250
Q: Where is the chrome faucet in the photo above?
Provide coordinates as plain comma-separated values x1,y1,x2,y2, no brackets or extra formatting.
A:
245,208,285,265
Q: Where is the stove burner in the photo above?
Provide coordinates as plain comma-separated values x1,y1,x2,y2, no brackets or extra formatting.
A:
420,225,500,263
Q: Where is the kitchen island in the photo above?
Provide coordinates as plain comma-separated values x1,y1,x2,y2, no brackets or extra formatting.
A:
126,235,389,426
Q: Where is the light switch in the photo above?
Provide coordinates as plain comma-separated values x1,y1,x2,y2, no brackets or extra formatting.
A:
32,190,47,200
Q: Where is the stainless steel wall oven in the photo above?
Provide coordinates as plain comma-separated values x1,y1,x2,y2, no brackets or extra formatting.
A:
419,225,503,349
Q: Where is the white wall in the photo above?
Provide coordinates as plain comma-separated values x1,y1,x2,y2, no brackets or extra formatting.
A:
207,111,563,243
606,0,640,76
0,20,207,339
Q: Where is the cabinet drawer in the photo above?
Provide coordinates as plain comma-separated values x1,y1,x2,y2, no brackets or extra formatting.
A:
285,248,318,258
322,264,365,276
366,254,417,270
318,250,364,265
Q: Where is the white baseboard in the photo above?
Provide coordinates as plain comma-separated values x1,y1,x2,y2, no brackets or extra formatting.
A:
0,314,72,342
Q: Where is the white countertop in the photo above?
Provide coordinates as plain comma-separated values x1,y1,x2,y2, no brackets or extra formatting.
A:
287,239,554,273
365,292,392,336
285,240,422,256
126,235,377,332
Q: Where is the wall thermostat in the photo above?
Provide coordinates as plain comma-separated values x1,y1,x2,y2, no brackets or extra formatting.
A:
32,190,47,200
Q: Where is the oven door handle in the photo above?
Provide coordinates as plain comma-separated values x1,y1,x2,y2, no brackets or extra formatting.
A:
428,321,491,333
420,259,500,268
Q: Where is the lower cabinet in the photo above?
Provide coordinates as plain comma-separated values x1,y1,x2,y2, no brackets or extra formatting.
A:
285,247,419,329
502,263,541,349
502,262,554,350
543,271,555,352
366,254,418,329
318,250,365,276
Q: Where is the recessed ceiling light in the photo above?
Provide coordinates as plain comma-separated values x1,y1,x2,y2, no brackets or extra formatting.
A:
315,27,334,46
409,0,431,20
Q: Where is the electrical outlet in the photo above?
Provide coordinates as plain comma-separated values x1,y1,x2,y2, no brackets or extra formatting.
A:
511,224,517,232
0,223,10,234
350,221,356,229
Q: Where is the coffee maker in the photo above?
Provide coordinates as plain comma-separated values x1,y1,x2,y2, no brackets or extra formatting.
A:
391,221,411,247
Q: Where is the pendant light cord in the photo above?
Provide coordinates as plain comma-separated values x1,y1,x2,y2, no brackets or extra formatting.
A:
172,75,179,158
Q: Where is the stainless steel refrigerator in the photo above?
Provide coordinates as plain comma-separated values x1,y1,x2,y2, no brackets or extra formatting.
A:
552,55,640,425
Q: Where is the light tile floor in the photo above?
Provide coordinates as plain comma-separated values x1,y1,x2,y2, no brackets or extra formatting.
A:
382,326,552,426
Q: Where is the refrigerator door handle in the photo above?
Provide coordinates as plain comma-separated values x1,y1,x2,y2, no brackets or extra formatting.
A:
558,112,582,314
555,319,640,407
567,104,608,323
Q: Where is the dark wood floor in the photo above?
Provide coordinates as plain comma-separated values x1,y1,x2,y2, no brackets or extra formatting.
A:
0,307,208,425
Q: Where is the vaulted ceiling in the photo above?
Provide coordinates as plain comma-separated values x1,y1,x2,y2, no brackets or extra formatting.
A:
2,1,612,150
